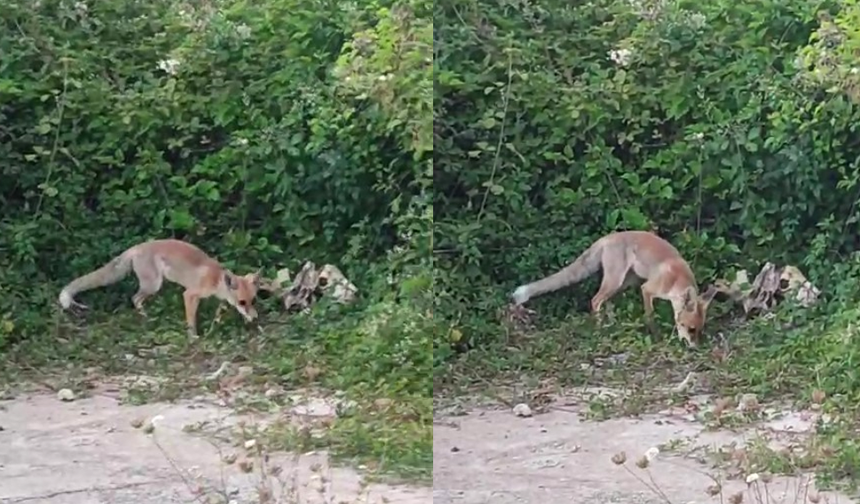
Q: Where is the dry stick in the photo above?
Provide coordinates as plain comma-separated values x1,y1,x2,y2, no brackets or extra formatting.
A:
34,55,69,218
477,44,513,223
645,469,673,504
152,436,208,503
659,457,726,504
4,481,166,504
621,465,672,504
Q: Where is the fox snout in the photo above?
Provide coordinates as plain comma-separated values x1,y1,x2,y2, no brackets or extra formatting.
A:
230,300,258,323
238,305,257,322
675,324,701,348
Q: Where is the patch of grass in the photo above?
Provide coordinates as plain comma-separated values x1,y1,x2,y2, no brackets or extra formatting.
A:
436,270,860,494
0,274,433,483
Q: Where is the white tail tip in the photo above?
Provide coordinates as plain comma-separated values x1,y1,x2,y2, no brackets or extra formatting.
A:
511,285,530,305
59,290,73,309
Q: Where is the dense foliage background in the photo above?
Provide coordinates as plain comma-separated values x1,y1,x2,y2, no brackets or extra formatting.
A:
0,0,432,477
0,0,431,340
434,0,860,354
433,0,860,488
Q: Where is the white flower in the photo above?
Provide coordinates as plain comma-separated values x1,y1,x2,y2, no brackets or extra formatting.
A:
687,12,706,29
236,23,251,39
745,473,760,484
234,137,249,146
157,58,181,76
609,48,633,67
645,446,660,461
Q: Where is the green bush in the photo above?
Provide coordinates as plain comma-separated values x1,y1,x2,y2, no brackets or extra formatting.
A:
0,0,431,334
433,0,860,351
0,0,432,478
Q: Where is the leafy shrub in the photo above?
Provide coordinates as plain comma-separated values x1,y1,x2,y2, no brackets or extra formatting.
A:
433,0,860,354
0,0,431,339
1,0,433,479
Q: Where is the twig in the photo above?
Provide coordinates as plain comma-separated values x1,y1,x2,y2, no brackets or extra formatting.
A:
622,465,673,504
477,44,514,222
3,481,167,503
34,54,69,218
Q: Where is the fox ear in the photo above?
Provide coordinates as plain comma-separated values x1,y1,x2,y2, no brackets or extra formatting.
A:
224,273,236,290
699,284,718,311
248,269,262,288
682,287,697,311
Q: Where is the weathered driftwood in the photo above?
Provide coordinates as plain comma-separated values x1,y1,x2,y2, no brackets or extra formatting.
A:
259,261,358,314
712,262,820,317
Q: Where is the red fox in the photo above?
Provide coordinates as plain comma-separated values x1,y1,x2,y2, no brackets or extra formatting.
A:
58,239,262,337
511,231,718,347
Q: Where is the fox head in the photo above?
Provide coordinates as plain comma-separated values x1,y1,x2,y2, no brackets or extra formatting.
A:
673,285,719,347
223,269,262,322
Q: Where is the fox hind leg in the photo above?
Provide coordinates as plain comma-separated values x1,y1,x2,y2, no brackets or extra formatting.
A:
590,264,631,324
131,256,163,318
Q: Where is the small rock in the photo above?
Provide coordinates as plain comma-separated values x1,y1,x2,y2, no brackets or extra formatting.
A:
673,372,698,393
244,439,257,449
57,389,76,402
207,362,230,381
130,418,145,429
264,387,284,399
451,446,460,452
374,398,393,410
513,403,532,417
303,365,322,381
737,393,760,413
222,453,238,464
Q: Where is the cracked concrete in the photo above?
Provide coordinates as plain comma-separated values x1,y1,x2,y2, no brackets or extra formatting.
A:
433,401,853,504
0,391,431,504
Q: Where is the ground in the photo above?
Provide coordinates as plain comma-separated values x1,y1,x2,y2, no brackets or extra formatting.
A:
433,390,853,504
0,382,431,504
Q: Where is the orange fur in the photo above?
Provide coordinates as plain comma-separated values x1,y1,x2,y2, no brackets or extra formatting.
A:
511,231,718,347
58,239,261,336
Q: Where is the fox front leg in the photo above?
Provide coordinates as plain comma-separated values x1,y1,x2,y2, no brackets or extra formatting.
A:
182,290,201,339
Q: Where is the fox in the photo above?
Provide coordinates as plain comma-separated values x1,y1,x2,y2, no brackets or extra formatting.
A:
511,230,718,347
58,239,262,337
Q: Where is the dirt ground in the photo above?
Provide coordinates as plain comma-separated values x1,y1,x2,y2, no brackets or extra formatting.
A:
433,394,853,504
0,387,432,504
